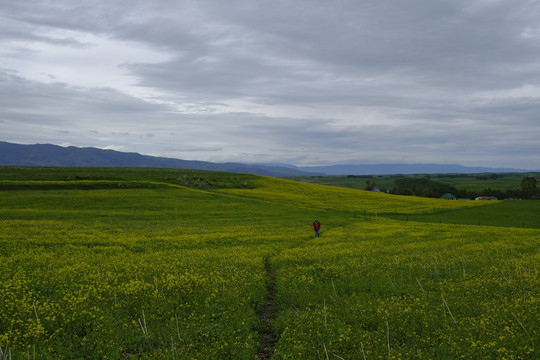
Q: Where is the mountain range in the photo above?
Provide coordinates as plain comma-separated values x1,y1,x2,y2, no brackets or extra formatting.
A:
0,141,317,177
292,163,534,175
0,141,534,176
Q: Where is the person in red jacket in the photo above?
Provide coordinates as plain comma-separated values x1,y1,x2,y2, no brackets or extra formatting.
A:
313,219,321,237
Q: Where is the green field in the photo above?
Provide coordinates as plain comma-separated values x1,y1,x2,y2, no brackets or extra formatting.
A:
0,167,538,359
291,172,540,198
382,200,540,229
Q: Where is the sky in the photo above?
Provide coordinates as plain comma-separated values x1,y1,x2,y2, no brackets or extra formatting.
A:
1,0,540,169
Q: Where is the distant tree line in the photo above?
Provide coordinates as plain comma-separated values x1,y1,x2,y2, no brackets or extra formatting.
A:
368,176,538,199
521,176,537,199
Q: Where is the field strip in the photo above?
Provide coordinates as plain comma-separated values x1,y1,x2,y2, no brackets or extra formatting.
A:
256,256,279,359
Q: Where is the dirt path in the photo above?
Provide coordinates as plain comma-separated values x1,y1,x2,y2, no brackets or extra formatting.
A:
256,257,279,359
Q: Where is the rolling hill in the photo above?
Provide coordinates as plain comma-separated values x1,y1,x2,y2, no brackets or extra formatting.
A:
1,167,538,359
1,141,535,177
0,141,317,177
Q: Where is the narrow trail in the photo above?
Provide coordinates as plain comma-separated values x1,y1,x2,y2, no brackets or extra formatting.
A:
256,256,279,359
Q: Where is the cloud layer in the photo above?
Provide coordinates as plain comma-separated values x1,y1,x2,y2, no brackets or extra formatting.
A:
1,0,540,168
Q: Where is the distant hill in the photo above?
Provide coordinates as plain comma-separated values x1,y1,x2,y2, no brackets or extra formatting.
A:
0,142,318,177
294,163,533,175
2,141,534,177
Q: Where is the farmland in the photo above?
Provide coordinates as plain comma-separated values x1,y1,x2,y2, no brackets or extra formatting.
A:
0,167,538,359
290,172,540,192
291,172,540,200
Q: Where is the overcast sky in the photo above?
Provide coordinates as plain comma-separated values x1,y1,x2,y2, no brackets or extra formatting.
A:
1,0,540,169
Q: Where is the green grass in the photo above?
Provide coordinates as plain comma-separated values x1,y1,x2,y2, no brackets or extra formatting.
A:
0,167,538,359
382,200,540,229
433,173,532,191
291,172,540,193
289,174,394,190
0,166,258,189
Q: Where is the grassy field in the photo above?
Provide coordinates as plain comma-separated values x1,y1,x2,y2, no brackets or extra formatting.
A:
383,200,540,229
291,172,540,193
0,167,538,359
0,166,258,190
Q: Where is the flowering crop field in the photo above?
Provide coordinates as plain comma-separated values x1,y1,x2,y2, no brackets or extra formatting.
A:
0,168,537,359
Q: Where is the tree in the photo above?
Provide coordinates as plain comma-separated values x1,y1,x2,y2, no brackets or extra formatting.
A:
365,180,376,191
520,176,537,199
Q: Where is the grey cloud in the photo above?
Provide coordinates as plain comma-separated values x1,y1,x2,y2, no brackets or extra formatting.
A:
1,1,119,34
176,147,223,152
0,72,167,122
8,0,540,100
127,6,540,114
1,0,539,169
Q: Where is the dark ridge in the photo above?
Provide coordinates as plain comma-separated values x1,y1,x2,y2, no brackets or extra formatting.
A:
0,141,320,177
